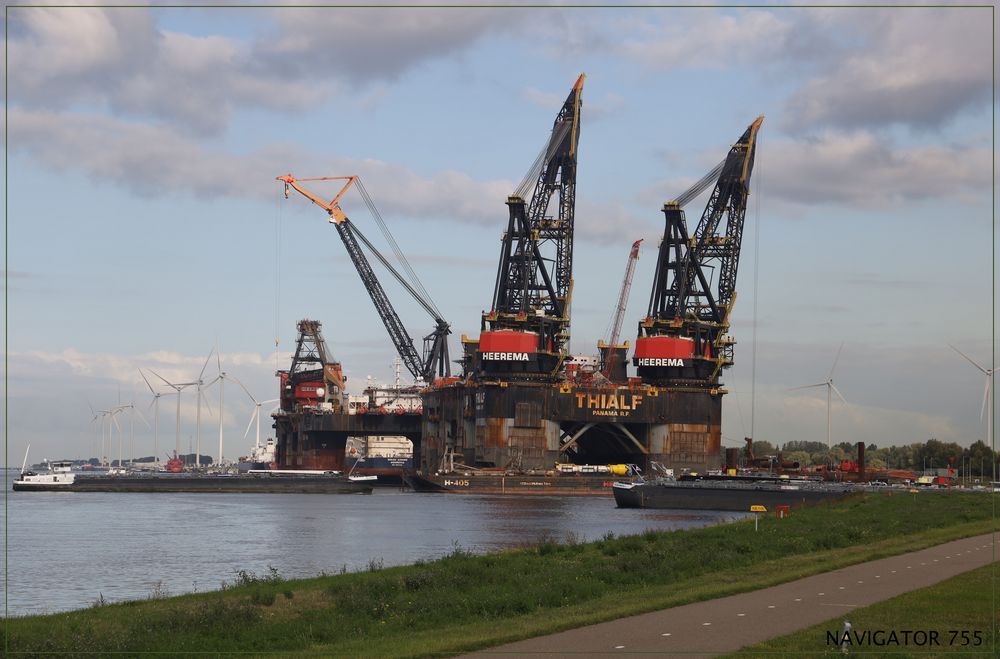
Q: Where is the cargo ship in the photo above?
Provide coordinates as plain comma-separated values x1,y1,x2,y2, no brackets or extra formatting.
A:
237,437,277,472
345,435,413,483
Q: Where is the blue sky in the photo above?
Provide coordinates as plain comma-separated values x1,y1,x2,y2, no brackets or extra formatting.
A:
4,3,994,463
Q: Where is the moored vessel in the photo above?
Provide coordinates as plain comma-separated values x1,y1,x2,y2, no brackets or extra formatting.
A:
612,473,858,511
13,452,76,492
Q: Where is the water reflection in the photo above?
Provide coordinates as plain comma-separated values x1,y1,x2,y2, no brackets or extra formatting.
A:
3,489,744,616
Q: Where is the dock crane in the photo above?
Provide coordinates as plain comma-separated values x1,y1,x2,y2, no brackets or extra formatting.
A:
635,116,763,387
598,239,642,381
278,174,451,383
473,74,585,381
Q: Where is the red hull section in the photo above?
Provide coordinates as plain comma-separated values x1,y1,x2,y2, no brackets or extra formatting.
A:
634,336,695,359
479,330,539,353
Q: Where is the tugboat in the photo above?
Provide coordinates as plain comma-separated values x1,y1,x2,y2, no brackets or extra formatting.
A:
12,446,76,491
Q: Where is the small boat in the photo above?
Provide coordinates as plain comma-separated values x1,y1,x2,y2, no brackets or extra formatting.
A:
13,446,76,491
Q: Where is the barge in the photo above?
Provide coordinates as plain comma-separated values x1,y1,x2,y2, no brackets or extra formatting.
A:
612,475,858,511
13,473,374,494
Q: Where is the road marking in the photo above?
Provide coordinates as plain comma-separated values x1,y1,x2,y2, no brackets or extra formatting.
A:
875,575,881,578
891,570,896,573
737,613,746,617
794,598,802,602
614,645,625,649
702,622,711,626
768,605,776,609
907,566,912,569
839,586,845,590
818,592,825,596
661,633,671,637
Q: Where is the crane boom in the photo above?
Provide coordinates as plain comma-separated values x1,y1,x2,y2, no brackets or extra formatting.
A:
278,174,450,382
636,116,763,387
608,239,643,348
477,74,584,381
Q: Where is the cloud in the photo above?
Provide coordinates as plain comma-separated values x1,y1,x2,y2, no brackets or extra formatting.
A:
760,132,990,208
645,130,989,211
783,8,992,131
7,108,515,223
619,10,804,72
258,6,512,82
7,5,513,136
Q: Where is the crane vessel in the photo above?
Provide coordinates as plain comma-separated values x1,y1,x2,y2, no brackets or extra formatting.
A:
271,75,763,494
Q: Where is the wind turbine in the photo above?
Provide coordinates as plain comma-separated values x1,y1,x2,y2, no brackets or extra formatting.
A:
950,344,994,478
231,375,278,453
203,344,230,467
192,347,216,470
791,343,848,451
139,368,167,467
150,370,196,464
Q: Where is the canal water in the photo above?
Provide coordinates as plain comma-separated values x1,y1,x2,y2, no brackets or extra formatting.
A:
3,486,744,616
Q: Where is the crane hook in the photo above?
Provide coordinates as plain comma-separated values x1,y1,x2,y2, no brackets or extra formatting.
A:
283,183,290,199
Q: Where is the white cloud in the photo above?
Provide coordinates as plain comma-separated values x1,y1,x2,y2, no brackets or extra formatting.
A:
7,5,513,135
784,8,992,131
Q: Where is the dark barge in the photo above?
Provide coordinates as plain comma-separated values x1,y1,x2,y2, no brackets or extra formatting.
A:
14,474,373,494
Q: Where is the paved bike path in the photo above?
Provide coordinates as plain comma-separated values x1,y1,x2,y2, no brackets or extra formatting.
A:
467,531,998,657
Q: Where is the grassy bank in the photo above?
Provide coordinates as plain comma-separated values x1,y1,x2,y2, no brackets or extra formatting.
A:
730,562,999,657
4,491,996,657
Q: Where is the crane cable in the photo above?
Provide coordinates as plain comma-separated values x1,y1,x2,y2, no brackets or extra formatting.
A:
274,186,283,370
750,131,762,441
514,120,571,200
353,177,444,320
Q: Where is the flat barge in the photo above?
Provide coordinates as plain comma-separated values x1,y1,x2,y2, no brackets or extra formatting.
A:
404,471,620,496
13,473,373,494
612,477,858,511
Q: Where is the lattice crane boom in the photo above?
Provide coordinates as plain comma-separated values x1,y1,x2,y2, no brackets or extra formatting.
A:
278,175,451,382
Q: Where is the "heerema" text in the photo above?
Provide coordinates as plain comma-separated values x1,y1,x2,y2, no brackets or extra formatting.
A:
482,352,531,361
636,357,687,367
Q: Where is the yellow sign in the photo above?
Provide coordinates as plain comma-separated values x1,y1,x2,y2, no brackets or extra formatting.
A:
750,505,767,512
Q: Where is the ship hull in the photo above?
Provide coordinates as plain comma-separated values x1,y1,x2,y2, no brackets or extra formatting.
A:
612,480,856,511
404,472,618,496
15,475,373,494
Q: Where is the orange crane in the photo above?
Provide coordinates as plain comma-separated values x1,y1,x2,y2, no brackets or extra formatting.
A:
277,174,451,382
598,238,642,381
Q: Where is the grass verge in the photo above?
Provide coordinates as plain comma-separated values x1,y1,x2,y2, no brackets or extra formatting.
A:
728,563,999,658
2,491,996,658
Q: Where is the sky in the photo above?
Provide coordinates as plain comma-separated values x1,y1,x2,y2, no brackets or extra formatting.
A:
4,2,995,464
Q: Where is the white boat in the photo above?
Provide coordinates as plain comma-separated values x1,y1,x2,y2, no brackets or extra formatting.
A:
13,446,76,491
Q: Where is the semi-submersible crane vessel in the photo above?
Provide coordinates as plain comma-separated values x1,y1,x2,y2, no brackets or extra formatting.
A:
273,74,763,494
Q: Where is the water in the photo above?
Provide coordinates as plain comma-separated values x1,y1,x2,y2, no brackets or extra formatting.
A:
2,486,744,617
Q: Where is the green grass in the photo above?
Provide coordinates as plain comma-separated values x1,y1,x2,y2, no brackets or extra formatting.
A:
3,491,997,658
729,563,999,658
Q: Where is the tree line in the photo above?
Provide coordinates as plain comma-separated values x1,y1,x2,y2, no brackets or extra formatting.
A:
740,438,998,478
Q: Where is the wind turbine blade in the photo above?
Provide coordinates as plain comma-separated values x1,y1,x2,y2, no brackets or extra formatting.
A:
201,390,214,417
981,377,990,421
216,341,222,374
828,342,844,380
111,414,122,434
228,375,259,405
149,369,177,389
243,409,257,442
949,344,988,375
138,368,157,395
261,398,280,404
134,407,151,429
199,347,215,381
789,383,828,391
831,383,848,406
87,400,95,416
